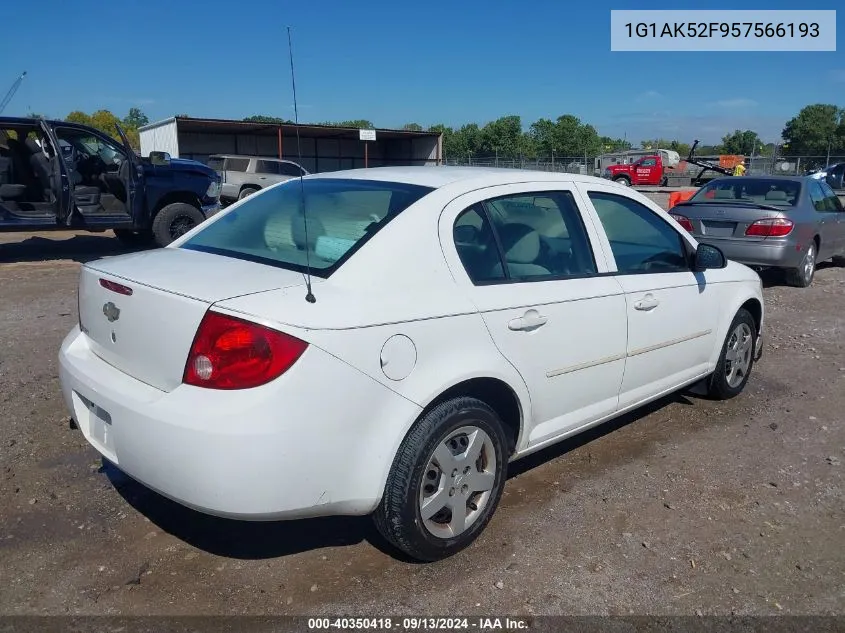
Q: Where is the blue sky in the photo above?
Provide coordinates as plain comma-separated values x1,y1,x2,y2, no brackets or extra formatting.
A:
1,0,842,144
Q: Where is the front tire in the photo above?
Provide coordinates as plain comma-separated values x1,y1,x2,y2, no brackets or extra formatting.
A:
785,241,817,288
706,308,757,400
151,203,205,247
373,397,509,562
613,176,631,187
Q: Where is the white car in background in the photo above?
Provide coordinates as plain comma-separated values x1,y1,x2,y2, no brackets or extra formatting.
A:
59,167,764,561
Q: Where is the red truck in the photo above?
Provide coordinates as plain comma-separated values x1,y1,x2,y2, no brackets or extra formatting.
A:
603,154,668,186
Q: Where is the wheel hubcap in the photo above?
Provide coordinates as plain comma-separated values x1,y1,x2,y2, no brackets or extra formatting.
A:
418,426,497,539
803,245,816,284
170,215,196,239
724,323,753,388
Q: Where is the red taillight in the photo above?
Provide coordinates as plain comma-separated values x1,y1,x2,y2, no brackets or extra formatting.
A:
670,213,694,232
183,311,308,390
745,218,793,237
100,278,133,296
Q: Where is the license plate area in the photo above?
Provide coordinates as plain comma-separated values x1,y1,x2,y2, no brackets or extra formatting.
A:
72,391,118,463
701,220,737,237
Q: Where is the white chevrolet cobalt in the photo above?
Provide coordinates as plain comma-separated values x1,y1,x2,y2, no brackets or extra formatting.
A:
59,167,764,561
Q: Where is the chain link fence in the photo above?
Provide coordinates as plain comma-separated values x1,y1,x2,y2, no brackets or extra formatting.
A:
445,154,845,178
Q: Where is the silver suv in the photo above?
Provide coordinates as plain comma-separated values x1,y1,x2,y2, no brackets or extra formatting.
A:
208,155,308,204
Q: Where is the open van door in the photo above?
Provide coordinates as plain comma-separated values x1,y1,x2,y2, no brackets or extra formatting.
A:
114,123,144,225
37,120,72,225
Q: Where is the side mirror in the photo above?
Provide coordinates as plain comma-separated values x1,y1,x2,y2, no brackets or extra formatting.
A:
149,151,171,166
693,243,727,271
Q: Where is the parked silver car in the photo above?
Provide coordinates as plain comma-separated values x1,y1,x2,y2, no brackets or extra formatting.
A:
669,176,845,287
207,155,308,204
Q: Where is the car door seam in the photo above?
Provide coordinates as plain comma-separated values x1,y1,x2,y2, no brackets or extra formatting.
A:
546,353,627,378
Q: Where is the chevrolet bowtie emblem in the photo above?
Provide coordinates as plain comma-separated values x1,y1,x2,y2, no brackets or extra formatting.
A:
102,302,120,322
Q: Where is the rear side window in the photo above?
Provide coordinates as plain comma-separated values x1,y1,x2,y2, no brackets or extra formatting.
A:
588,191,688,274
279,162,304,177
207,156,225,171
224,158,249,172
182,178,432,276
809,181,829,211
454,191,597,283
256,160,281,174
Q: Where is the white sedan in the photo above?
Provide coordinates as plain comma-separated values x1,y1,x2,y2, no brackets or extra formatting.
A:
59,167,764,561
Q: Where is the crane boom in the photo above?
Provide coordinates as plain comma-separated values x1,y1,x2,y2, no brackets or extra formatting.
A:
0,71,27,115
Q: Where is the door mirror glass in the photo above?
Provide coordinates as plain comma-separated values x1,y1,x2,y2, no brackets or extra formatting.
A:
149,151,171,166
694,243,727,271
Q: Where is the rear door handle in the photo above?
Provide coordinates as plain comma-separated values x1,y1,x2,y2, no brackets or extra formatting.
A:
508,309,548,332
634,294,659,311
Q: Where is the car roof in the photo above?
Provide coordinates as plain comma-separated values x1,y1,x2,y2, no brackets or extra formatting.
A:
705,175,810,184
307,165,611,189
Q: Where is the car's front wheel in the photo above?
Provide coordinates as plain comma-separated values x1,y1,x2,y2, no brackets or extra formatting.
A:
374,397,509,561
151,203,205,247
706,308,757,400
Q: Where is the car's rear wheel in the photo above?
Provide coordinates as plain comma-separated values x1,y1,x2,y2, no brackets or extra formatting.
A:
151,203,205,247
706,308,757,400
785,241,817,288
239,187,259,200
374,397,509,562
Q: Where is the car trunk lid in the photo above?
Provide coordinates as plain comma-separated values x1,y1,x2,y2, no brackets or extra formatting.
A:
79,247,312,392
674,202,790,240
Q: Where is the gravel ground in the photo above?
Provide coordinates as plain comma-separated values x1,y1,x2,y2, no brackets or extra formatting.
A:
0,228,843,619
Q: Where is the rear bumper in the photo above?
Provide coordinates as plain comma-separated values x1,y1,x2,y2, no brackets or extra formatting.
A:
697,237,804,269
58,326,421,520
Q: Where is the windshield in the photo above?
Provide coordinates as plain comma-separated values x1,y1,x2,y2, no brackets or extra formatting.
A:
689,179,801,207
182,178,433,275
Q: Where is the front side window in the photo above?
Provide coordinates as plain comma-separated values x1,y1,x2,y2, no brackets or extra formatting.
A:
640,158,657,167
183,178,432,276
55,128,125,166
224,157,249,172
453,191,597,283
588,191,688,274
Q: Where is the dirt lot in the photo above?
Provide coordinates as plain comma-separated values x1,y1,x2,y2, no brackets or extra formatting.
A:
0,227,843,618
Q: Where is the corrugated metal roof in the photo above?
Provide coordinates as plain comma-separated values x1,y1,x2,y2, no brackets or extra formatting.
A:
139,116,440,140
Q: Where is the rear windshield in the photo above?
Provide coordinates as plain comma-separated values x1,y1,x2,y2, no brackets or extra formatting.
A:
206,156,225,171
181,178,433,276
690,179,801,207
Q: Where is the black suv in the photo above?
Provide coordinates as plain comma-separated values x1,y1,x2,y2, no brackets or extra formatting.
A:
0,117,221,247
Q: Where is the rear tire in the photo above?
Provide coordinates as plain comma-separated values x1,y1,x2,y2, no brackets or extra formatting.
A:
373,397,509,562
706,308,757,400
151,203,205,247
239,187,259,200
785,241,817,288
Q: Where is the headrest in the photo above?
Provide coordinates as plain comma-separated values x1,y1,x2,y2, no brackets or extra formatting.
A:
498,223,540,264
714,189,735,199
24,137,40,154
765,190,787,200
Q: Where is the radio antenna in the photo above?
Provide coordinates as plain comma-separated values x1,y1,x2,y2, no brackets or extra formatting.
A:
287,25,315,304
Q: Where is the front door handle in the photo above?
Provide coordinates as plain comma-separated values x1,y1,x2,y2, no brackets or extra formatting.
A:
508,309,548,332
634,294,659,311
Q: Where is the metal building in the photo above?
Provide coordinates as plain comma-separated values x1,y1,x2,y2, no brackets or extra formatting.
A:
138,116,443,173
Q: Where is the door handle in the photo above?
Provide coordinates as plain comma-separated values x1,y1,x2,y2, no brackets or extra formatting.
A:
633,294,659,311
508,309,548,332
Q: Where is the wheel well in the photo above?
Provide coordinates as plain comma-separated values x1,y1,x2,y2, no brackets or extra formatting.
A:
153,191,201,216
423,378,522,455
740,298,762,335
613,174,630,181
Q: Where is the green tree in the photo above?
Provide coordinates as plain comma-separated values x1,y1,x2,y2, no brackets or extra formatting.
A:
781,104,845,155
243,114,290,123
719,129,760,155
65,111,92,126
321,119,375,129
479,115,523,158
123,107,149,129
402,123,423,131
